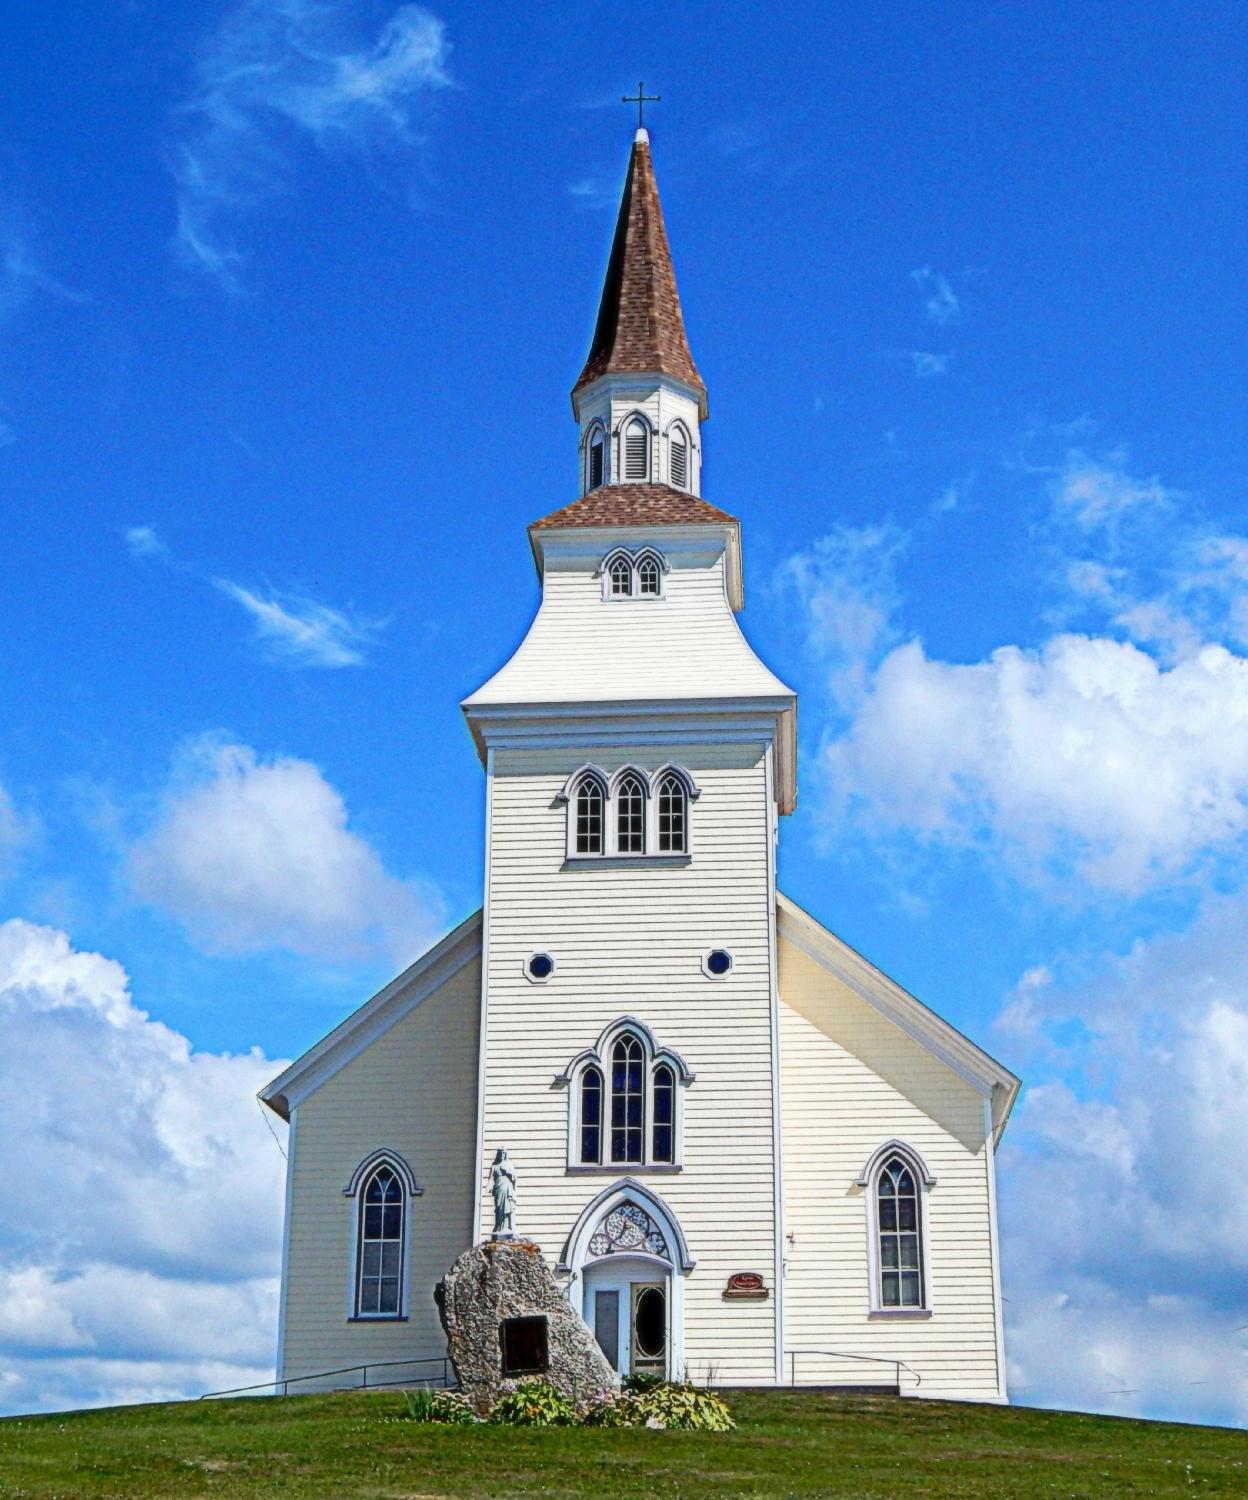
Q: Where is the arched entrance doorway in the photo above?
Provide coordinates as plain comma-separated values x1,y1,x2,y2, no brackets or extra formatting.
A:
560,1181,693,1380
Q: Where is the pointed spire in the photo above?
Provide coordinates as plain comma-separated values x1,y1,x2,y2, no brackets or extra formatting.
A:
573,129,708,418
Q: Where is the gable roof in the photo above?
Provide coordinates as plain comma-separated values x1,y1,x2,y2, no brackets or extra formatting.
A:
572,130,707,417
776,892,1020,1141
530,483,737,533
258,909,482,1121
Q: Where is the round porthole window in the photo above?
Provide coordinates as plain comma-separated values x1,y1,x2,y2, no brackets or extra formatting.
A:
705,949,732,978
526,953,555,982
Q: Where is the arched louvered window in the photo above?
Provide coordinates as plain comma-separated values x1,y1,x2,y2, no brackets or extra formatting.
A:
588,432,605,490
637,555,661,595
580,1065,604,1163
877,1157,923,1308
357,1165,404,1316
609,555,633,597
669,428,689,489
616,772,646,854
611,1034,644,1162
574,774,604,855
652,1064,675,1163
623,418,649,481
656,773,687,854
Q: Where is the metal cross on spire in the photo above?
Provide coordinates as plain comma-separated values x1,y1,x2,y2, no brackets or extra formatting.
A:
621,81,660,130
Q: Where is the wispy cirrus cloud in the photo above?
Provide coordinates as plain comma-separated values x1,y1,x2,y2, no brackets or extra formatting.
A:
171,0,453,291
214,580,383,668
908,350,951,378
124,525,168,560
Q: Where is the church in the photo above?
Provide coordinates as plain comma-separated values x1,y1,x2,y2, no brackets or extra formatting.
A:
259,125,1019,1403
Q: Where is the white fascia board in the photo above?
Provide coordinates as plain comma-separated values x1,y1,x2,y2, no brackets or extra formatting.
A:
258,909,483,1121
570,370,708,423
526,522,743,611
776,892,1020,1138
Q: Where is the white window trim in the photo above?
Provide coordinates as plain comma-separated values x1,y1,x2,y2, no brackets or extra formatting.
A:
557,762,700,861
559,1017,693,1171
523,952,556,984
665,419,693,491
857,1141,935,1318
343,1149,422,1321
597,545,670,603
618,410,653,483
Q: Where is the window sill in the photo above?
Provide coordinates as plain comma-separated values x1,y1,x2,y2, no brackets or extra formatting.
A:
867,1309,932,1320
563,854,691,871
348,1315,409,1323
566,1164,683,1174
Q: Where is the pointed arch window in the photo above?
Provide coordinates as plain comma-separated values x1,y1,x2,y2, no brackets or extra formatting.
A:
877,1157,923,1308
669,426,689,490
656,773,687,854
357,1164,404,1316
580,1065,603,1163
652,1064,675,1163
608,555,633,597
615,772,646,854
563,1020,693,1170
573,773,605,855
611,1033,645,1163
637,555,661,595
623,418,650,481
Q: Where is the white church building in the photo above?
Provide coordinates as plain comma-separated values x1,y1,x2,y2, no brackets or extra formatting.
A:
260,127,1019,1403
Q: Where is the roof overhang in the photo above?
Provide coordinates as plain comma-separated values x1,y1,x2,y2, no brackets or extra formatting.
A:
777,892,1020,1141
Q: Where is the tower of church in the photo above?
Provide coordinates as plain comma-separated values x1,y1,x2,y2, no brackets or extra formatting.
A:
463,124,797,1383
261,126,1017,1403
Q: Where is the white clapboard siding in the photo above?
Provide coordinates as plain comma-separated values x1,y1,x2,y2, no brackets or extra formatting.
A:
778,933,1005,1401
464,546,791,708
279,956,481,1388
478,741,781,1384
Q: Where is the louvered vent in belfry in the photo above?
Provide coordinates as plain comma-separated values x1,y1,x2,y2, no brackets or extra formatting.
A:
589,438,604,489
624,421,649,480
670,433,688,489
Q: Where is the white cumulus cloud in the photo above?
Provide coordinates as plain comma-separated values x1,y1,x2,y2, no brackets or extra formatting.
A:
172,0,453,290
0,918,287,1413
997,895,1248,1424
129,737,444,963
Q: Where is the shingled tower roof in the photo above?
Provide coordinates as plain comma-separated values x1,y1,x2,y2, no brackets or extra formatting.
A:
572,129,708,419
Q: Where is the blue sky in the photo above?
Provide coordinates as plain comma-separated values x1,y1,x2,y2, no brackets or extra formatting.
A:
1,0,1246,1423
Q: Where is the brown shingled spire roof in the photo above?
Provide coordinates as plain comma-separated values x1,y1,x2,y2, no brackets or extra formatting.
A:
572,130,708,418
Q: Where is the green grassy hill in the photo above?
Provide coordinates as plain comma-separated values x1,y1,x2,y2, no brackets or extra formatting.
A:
1,1388,1244,1498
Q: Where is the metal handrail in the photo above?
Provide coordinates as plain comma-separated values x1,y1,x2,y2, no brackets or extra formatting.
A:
784,1348,922,1393
201,1355,453,1400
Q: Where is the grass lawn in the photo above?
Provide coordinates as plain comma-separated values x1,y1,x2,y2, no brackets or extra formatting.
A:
1,1388,1245,1498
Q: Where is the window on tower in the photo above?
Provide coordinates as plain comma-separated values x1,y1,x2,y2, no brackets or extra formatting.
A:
656,772,687,853
623,417,650,481
615,772,646,854
609,555,633,596
573,772,605,854
588,432,605,490
561,763,698,858
564,1020,691,1169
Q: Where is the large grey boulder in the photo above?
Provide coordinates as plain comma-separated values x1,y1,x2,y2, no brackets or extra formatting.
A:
437,1239,615,1415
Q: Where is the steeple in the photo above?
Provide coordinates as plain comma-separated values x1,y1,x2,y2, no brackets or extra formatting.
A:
570,129,709,500
573,129,707,417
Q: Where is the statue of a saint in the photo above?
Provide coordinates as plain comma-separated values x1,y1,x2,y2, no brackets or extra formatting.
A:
490,1147,517,1238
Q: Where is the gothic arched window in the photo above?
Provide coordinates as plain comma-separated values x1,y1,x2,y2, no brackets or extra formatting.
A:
656,773,687,854
652,1063,675,1163
609,555,633,597
877,1156,923,1309
573,773,605,855
615,772,646,854
611,1034,645,1162
637,555,661,595
623,417,650,481
357,1164,404,1317
580,1065,604,1163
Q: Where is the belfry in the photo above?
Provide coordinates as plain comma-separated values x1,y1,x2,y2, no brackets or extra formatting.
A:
261,127,1018,1402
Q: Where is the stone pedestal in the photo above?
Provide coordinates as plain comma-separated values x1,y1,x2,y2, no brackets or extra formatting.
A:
437,1239,615,1415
